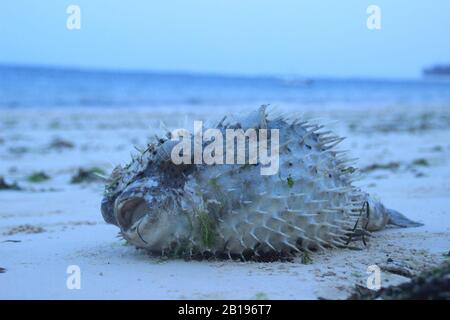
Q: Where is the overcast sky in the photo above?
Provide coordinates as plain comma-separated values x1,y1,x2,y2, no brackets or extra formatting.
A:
0,0,449,78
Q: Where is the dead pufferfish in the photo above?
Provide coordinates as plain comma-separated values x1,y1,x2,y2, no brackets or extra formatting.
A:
101,106,422,261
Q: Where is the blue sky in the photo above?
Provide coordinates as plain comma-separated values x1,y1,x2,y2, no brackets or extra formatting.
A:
0,1,449,78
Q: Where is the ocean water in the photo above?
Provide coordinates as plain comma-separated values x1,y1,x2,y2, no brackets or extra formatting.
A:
0,65,449,109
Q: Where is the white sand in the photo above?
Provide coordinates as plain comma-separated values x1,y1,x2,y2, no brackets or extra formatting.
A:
0,105,449,299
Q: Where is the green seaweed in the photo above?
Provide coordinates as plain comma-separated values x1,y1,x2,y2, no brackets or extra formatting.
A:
171,240,194,259
208,177,220,189
301,251,312,264
431,146,443,152
412,158,429,167
196,211,217,248
287,175,294,188
49,137,74,149
48,121,61,129
362,162,400,172
341,166,357,174
27,171,50,183
71,167,105,184
0,177,22,191
254,292,269,300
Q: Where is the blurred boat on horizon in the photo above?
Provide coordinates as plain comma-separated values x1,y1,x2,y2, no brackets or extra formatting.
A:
423,64,450,79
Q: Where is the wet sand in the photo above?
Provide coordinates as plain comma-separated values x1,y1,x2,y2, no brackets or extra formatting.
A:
0,105,449,299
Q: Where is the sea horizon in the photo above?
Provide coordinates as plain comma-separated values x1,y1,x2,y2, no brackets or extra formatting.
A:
1,63,450,110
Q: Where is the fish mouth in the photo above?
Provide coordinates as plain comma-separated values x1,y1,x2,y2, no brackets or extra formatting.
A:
115,196,149,230
101,197,117,225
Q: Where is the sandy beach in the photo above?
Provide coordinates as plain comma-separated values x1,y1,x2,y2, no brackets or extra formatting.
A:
1,104,449,299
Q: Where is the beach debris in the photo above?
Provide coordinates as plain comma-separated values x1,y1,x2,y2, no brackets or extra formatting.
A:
101,106,423,260
431,146,443,152
301,252,313,264
254,292,269,300
27,171,50,183
415,172,426,178
4,224,46,236
361,162,400,173
352,110,450,133
411,158,429,167
70,167,106,184
48,137,75,150
0,176,22,191
362,158,431,175
348,262,450,300
67,220,97,226
8,146,29,155
8,167,18,174
48,120,61,130
379,263,415,278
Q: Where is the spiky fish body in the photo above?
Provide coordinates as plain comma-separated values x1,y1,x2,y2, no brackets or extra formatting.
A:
101,107,421,260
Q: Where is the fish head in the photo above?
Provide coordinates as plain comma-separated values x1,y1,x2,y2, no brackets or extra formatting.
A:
101,145,194,250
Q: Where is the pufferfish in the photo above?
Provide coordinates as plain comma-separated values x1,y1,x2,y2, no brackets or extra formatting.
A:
101,106,422,261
